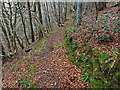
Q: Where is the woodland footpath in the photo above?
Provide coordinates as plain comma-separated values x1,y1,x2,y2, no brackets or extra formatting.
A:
1,2,120,88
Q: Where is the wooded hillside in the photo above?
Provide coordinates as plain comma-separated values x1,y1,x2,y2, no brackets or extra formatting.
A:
0,1,119,88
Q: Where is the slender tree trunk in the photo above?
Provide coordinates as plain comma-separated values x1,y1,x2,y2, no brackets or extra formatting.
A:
1,5,12,52
73,2,77,13
13,9,24,49
102,2,107,9
95,2,98,20
2,3,11,39
53,2,59,26
90,2,93,12
98,2,107,11
76,2,82,26
27,1,35,42
42,3,49,33
0,21,11,52
12,9,17,51
118,2,120,60
8,2,17,51
69,2,72,14
0,42,4,62
49,2,55,26
64,2,67,22
18,3,30,45
46,2,52,31
58,2,61,27
60,2,64,24
37,2,43,24
83,2,87,15
35,2,43,40
37,2,43,40
34,2,46,38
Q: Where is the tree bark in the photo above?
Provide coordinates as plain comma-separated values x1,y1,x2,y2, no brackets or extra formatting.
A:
118,2,120,60
58,2,61,27
13,8,24,49
34,2,46,38
42,3,49,33
18,3,30,45
53,2,59,26
73,2,77,13
37,2,43,24
27,1,35,42
46,2,52,31
8,2,17,51
95,2,98,20
76,2,82,26
0,21,11,52
2,2,11,39
64,2,67,22
98,2,107,11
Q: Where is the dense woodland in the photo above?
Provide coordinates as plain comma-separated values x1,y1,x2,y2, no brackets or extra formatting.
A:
0,1,120,88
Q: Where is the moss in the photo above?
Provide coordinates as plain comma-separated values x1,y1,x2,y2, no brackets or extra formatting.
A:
34,39,47,53
49,30,57,34
54,44,64,49
49,27,60,35
2,62,9,69
84,11,96,19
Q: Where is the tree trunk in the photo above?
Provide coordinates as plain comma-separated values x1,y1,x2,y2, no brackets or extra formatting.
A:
64,2,67,22
98,2,107,11
83,2,88,15
0,42,5,62
58,2,61,27
27,1,35,42
76,2,82,26
14,6,24,49
18,3,30,45
0,21,11,52
118,2,120,60
46,2,52,31
53,2,59,26
8,2,17,51
73,2,77,13
37,2,43,24
90,2,93,12
42,3,49,33
2,2,12,39
95,2,98,20
1,4,12,52
34,2,46,38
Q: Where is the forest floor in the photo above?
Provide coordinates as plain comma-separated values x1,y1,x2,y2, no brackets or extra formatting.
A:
2,17,85,88
2,6,119,88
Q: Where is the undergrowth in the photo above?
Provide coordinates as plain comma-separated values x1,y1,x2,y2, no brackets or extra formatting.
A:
63,14,119,88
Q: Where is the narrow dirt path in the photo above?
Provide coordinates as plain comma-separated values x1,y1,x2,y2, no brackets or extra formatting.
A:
31,21,84,88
